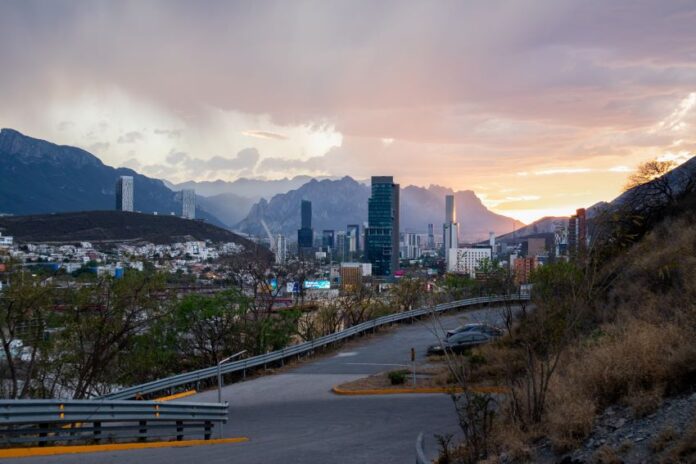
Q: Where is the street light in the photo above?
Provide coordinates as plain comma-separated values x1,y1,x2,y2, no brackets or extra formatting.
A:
217,350,247,403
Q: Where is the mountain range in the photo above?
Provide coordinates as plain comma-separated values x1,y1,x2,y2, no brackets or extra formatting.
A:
235,177,524,242
0,128,525,241
171,176,319,200
0,129,224,227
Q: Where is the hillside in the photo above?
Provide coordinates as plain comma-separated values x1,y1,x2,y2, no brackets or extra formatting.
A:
435,161,696,463
236,177,524,241
0,129,225,227
0,211,264,253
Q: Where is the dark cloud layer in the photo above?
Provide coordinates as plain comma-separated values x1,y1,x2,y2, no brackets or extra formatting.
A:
1,0,696,221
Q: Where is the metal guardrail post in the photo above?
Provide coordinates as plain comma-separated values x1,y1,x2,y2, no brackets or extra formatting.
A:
94,421,101,443
176,420,183,441
138,420,147,442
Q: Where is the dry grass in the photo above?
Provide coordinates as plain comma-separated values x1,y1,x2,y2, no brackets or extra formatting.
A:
545,380,596,452
651,425,678,453
546,318,696,435
488,421,534,463
593,445,623,464
660,417,696,463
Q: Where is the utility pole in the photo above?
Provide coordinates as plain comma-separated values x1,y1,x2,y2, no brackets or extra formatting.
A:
217,350,247,438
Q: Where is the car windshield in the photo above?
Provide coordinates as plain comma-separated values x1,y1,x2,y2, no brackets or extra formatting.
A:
448,332,484,343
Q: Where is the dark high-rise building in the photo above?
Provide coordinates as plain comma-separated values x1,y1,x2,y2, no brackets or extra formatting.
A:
322,229,335,252
366,176,400,276
297,200,314,251
301,200,312,229
568,208,587,256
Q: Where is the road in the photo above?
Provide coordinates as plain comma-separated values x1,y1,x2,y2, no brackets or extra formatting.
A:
7,305,510,464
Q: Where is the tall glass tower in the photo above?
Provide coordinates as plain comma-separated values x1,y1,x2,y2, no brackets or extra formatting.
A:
297,200,313,250
366,176,400,276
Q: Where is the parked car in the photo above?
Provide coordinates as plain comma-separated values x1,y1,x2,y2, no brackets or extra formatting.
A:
446,323,503,339
427,331,493,355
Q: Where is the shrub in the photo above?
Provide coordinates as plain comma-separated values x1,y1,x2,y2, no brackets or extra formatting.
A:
388,369,408,385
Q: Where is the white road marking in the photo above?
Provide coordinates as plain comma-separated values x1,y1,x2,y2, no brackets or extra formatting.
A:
335,352,358,357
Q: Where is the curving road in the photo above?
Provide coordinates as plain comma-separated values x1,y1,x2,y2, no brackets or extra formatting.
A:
8,305,511,464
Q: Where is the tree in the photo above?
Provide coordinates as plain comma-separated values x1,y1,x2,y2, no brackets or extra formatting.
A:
51,272,170,398
624,159,676,193
0,267,54,398
509,261,587,426
172,290,249,367
389,277,425,311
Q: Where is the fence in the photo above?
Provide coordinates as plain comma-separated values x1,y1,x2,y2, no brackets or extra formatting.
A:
101,293,529,400
0,399,228,446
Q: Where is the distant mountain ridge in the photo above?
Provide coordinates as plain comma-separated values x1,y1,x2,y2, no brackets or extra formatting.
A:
0,129,224,227
236,177,524,242
172,176,318,199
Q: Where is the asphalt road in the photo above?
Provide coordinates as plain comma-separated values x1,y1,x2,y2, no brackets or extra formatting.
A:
6,305,511,464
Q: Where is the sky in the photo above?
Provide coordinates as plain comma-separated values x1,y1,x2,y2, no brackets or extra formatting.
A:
1,0,696,224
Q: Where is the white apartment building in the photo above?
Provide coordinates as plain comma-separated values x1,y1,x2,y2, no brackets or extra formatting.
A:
182,189,196,219
447,247,492,277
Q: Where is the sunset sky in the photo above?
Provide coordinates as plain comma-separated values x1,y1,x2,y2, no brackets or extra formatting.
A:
1,1,696,223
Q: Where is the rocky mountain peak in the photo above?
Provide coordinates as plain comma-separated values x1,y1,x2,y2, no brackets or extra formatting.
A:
0,128,102,168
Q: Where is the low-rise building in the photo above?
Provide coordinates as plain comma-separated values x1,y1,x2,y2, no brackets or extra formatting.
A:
447,247,492,277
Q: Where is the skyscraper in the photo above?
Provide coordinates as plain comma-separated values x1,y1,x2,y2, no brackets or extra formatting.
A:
182,189,196,219
427,223,435,249
347,224,360,256
322,229,335,252
366,176,400,276
568,208,587,256
297,200,314,251
275,234,287,264
115,176,134,212
301,200,312,229
443,194,458,266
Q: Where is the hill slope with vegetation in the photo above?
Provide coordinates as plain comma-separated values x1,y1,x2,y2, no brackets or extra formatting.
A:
434,158,696,463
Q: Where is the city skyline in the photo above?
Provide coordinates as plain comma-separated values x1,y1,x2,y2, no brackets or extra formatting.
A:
2,1,696,224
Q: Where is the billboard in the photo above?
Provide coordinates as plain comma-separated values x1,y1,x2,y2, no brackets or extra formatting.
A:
286,282,301,293
303,280,331,290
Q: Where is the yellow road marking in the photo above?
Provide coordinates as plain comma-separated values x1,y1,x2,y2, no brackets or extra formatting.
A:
332,385,508,395
154,389,197,402
0,437,249,459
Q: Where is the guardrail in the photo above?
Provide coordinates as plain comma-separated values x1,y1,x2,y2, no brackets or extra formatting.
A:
102,293,530,400
0,399,228,446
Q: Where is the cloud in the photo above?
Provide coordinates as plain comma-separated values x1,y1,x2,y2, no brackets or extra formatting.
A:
2,1,696,221
166,147,260,173
166,150,188,164
87,142,110,153
608,165,632,173
241,130,288,140
532,168,593,176
57,120,74,131
117,131,145,144
154,128,182,138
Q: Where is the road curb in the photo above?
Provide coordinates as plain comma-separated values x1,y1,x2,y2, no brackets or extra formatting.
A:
154,389,197,402
0,437,249,459
331,385,508,395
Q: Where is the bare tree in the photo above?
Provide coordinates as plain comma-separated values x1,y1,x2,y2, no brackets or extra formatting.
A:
0,266,53,398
